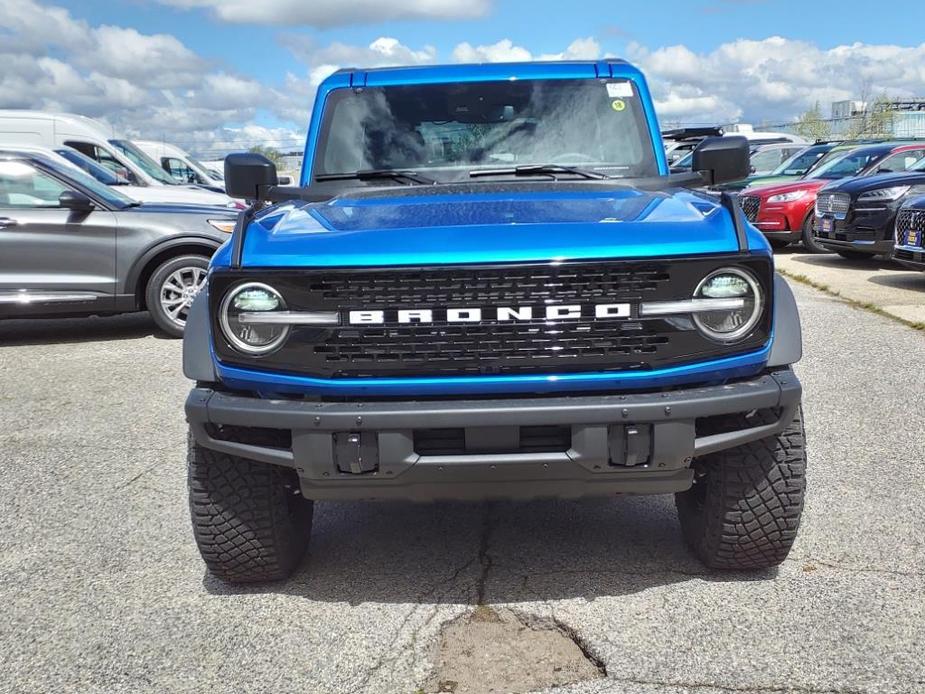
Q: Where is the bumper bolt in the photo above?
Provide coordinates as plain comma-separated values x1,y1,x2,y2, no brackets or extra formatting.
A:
622,408,629,418
664,406,671,416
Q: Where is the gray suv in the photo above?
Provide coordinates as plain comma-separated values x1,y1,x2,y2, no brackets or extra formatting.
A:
0,147,237,336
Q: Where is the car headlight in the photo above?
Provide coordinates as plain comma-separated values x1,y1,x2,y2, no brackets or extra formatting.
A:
767,190,806,203
207,219,236,233
858,186,911,202
692,268,763,342
219,282,290,355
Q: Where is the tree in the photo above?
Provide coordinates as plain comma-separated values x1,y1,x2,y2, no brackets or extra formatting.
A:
248,144,283,167
794,102,831,142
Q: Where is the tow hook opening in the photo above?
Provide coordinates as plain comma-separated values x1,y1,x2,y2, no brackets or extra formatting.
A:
333,431,380,474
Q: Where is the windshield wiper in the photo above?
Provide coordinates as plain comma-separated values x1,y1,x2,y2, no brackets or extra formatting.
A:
469,164,610,180
315,169,436,185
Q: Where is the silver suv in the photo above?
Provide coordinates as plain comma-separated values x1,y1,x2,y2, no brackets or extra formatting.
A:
0,147,237,336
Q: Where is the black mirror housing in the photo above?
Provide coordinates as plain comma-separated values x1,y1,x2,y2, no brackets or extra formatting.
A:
58,190,94,212
692,136,750,186
224,153,278,200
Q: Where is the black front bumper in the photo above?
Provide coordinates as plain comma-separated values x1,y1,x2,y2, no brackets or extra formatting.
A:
186,369,802,501
815,206,898,255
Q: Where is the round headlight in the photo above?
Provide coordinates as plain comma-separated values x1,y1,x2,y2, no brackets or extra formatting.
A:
219,282,290,355
693,268,763,342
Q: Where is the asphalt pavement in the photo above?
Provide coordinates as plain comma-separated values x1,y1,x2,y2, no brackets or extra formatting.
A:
0,278,923,694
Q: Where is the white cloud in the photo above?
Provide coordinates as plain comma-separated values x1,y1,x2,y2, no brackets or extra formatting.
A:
158,0,490,27
452,39,533,63
629,36,925,125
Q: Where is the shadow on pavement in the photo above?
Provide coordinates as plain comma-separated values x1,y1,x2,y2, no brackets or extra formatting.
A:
782,253,894,271
867,272,925,291
202,496,777,605
0,312,161,346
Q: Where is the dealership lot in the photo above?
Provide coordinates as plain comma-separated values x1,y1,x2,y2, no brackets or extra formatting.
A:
1,277,923,694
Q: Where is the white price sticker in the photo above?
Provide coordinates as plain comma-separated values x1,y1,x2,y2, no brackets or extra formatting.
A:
606,82,634,98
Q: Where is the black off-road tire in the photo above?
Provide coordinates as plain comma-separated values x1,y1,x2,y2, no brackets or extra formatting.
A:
676,408,806,570
188,434,313,583
800,214,830,254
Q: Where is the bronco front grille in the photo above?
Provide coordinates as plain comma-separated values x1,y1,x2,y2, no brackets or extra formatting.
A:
896,209,925,247
739,195,760,222
816,192,851,220
210,258,773,380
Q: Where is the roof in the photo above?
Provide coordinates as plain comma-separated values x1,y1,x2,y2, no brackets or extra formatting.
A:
323,59,641,88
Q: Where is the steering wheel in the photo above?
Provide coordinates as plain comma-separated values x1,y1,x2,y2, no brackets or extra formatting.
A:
549,153,598,164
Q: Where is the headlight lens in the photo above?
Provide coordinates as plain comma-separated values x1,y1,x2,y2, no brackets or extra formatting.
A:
858,185,911,202
692,268,763,342
767,190,806,203
219,282,290,354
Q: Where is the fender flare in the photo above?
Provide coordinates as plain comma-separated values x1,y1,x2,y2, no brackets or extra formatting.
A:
768,273,803,367
183,288,217,383
125,235,221,297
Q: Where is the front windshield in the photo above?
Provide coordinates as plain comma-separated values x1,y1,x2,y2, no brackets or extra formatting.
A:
55,148,127,186
314,78,658,181
805,148,884,180
190,156,222,181
39,154,136,208
772,146,828,176
110,139,178,185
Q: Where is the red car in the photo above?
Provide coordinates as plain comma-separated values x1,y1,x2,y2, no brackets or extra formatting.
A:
740,142,925,251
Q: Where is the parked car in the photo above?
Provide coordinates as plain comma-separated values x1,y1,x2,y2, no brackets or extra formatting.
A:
135,140,226,192
662,126,723,164
0,111,238,207
739,142,925,251
814,154,925,258
183,60,807,583
671,131,807,172
724,142,840,191
0,147,237,336
1,143,243,208
892,196,925,271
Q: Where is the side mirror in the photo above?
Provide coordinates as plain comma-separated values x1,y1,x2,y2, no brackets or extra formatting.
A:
692,136,750,186
224,153,278,200
58,190,95,212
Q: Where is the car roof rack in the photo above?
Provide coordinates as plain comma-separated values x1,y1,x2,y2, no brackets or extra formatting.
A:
661,126,724,141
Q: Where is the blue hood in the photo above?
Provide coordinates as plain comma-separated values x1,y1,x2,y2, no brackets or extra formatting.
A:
236,187,761,268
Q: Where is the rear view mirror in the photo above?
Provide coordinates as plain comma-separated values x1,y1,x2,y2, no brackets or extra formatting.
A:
58,190,94,212
692,136,750,186
224,153,278,200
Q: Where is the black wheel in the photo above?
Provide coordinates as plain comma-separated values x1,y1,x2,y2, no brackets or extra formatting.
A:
188,433,313,583
145,255,209,337
800,214,831,254
836,250,875,260
676,408,806,570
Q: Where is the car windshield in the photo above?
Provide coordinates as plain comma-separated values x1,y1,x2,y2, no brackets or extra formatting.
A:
313,78,658,182
805,148,885,180
37,154,137,208
109,139,179,185
55,148,128,186
190,155,222,181
772,146,829,176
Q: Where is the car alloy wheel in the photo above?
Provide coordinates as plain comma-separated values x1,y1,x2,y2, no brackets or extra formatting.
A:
159,265,207,328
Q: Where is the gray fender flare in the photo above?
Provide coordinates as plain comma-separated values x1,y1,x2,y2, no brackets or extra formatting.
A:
183,288,217,382
768,273,802,367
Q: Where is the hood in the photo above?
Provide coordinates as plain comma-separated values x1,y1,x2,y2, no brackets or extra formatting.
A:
128,202,238,216
745,179,826,199
120,184,235,207
744,174,799,189
821,170,925,194
238,187,756,268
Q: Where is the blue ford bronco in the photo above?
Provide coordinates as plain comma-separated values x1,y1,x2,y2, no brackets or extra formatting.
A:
183,60,806,583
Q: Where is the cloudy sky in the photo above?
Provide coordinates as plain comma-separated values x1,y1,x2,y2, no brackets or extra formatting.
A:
2,0,925,158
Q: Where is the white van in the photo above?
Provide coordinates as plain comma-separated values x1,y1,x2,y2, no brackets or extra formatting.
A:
0,111,238,207
135,140,226,191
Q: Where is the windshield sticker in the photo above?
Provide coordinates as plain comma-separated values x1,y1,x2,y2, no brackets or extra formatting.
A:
606,82,634,98
611,99,626,112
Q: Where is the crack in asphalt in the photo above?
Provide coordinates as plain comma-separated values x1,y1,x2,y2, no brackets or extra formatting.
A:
475,503,495,606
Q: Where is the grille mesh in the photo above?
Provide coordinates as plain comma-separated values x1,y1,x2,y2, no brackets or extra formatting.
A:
816,192,851,219
739,196,760,222
896,209,925,247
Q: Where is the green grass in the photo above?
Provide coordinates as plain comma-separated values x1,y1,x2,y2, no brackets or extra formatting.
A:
778,269,925,332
